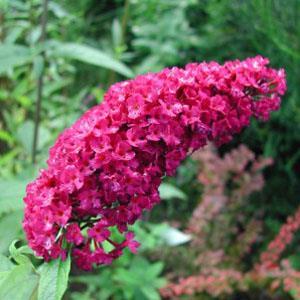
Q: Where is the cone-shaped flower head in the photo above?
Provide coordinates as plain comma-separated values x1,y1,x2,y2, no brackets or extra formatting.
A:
23,56,286,270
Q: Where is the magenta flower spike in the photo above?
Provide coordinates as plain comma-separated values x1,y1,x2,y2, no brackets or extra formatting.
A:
23,56,286,270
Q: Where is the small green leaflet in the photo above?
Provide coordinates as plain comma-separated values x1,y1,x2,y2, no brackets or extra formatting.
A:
9,240,33,266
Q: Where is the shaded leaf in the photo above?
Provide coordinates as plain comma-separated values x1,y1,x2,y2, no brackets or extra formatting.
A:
0,211,23,254
114,257,166,300
16,121,34,154
16,120,51,154
0,44,33,73
0,179,27,216
32,55,44,80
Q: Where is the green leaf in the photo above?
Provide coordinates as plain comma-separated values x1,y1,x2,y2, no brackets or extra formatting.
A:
51,42,134,78
289,288,300,300
289,254,300,270
16,120,51,154
158,183,187,201
38,254,71,300
9,240,32,266
17,245,35,256
0,44,33,73
146,261,164,279
32,55,44,80
48,2,70,18
0,129,14,145
140,286,161,300
159,226,191,246
0,179,27,216
0,211,23,254
16,120,34,154
114,257,166,300
0,263,39,300
43,78,72,97
0,254,14,272
0,271,10,287
112,19,123,49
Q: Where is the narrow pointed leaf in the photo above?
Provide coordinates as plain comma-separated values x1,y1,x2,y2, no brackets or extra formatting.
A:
52,42,134,77
0,44,33,73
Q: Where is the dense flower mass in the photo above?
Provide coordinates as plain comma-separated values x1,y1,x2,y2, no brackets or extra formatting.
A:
23,56,286,270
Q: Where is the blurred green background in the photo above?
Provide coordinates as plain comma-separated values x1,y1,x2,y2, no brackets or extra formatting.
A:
0,0,299,299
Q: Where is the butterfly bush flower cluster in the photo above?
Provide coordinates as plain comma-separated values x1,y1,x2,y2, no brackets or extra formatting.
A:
23,56,286,270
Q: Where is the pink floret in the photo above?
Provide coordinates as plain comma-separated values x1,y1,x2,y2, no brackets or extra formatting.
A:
23,56,286,270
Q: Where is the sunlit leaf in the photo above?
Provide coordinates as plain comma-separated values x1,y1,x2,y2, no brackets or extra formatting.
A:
51,42,134,78
0,263,39,300
159,226,192,246
0,129,14,145
9,240,32,266
0,254,14,272
112,19,123,48
38,254,71,300
48,2,70,18
159,183,187,201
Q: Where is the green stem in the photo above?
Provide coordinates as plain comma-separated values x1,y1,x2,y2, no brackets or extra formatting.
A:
107,0,130,86
32,0,48,164
121,0,130,43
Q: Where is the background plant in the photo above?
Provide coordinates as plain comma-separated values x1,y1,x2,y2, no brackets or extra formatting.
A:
161,144,300,299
